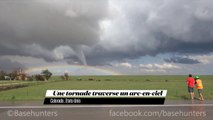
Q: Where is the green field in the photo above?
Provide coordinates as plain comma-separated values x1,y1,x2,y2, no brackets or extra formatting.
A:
0,75,213,101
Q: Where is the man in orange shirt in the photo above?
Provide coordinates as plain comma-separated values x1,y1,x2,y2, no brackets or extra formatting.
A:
195,76,204,101
186,74,195,100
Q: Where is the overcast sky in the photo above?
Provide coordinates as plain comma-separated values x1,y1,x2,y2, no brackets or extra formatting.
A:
0,0,213,75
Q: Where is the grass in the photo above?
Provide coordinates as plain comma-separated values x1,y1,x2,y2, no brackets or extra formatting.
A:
0,75,212,101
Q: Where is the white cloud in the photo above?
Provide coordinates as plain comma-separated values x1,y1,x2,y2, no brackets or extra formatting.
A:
114,62,132,68
139,64,153,69
53,46,76,60
144,69,166,73
190,54,213,64
154,63,180,69
139,63,180,72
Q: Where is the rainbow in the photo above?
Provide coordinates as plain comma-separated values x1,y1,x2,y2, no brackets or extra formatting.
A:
24,64,122,75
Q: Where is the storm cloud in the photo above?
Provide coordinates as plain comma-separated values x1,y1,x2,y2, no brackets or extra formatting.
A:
0,58,25,71
0,0,108,64
88,0,213,65
164,56,201,64
0,0,213,69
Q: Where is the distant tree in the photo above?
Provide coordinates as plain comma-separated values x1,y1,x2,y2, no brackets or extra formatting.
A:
64,73,69,80
27,76,34,81
9,70,19,80
60,75,65,80
41,69,52,80
0,71,7,80
35,74,45,81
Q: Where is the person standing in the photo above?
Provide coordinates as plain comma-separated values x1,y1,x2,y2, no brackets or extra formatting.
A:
186,74,195,100
195,76,204,101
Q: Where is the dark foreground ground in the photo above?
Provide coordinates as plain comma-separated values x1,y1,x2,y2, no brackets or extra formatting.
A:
0,100,212,120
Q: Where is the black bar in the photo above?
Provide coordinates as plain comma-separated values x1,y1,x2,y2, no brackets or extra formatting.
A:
43,98,165,105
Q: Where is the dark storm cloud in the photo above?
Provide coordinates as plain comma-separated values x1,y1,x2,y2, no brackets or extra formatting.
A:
0,0,108,64
0,59,25,71
0,0,108,47
85,0,213,65
1,0,213,67
164,56,200,64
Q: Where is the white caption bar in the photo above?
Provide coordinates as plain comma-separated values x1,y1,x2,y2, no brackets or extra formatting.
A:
45,90,167,98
